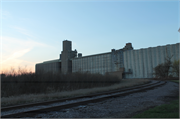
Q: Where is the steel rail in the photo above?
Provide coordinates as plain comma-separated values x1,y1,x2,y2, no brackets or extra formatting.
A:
1,81,166,118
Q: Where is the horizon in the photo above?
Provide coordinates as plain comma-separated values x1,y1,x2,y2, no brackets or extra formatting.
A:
1,0,180,73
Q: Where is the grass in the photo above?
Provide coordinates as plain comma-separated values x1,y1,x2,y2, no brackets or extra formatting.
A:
153,77,179,81
1,70,121,97
1,78,149,107
1,68,149,107
170,80,179,83
133,99,179,118
153,77,179,84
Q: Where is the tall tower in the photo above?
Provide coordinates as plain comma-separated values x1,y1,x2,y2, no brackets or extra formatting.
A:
61,40,72,74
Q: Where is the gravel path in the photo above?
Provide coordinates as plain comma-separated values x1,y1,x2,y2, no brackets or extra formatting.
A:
31,81,179,118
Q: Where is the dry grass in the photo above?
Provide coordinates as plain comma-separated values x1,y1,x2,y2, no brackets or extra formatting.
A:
1,78,149,107
152,77,179,81
1,70,120,97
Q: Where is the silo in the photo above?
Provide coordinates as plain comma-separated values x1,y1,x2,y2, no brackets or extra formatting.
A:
61,40,72,74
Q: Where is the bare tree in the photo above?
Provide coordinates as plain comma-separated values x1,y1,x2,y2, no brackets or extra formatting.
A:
153,47,173,78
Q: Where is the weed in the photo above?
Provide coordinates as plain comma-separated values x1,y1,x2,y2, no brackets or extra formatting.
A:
1,78,149,107
1,68,120,97
133,99,179,118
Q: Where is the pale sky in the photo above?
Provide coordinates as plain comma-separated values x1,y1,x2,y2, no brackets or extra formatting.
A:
1,0,180,72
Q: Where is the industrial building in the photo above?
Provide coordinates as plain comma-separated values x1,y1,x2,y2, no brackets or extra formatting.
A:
35,40,179,79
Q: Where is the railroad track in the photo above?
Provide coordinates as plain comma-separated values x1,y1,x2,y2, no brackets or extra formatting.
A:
1,80,166,118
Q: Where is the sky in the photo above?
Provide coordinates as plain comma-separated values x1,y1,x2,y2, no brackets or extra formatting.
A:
0,0,180,73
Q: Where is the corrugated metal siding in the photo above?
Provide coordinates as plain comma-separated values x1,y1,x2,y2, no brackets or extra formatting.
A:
72,53,111,74
36,62,60,73
147,47,153,78
123,43,179,78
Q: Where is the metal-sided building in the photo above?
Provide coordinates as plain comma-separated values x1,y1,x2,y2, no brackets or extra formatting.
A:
35,40,179,79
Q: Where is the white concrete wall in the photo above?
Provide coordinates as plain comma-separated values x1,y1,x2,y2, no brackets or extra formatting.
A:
72,53,111,74
123,43,179,78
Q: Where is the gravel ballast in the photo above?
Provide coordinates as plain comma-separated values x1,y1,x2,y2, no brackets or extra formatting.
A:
30,81,179,118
